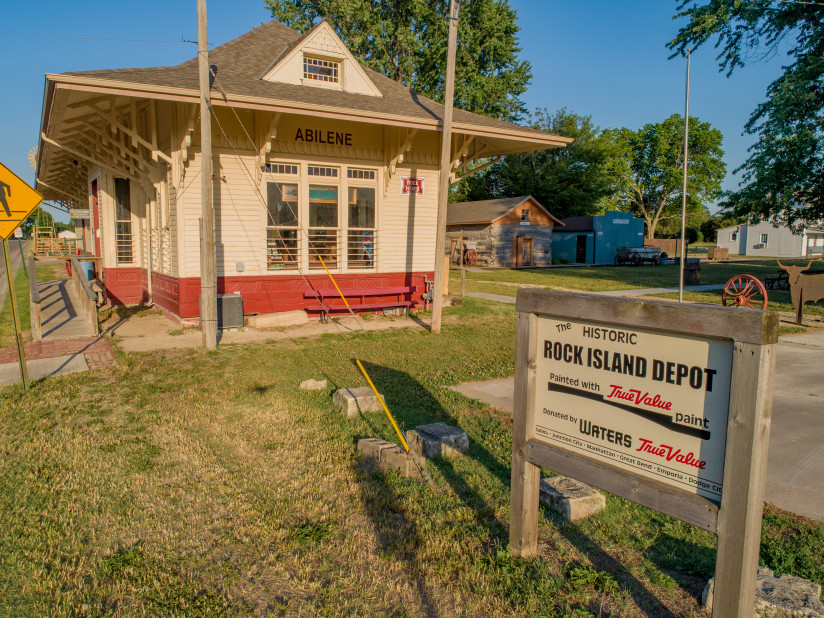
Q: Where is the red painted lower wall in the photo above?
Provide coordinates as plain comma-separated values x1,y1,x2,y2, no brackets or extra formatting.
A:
105,268,432,319
102,268,147,306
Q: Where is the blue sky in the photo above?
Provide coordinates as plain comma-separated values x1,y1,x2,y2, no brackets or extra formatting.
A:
0,1,786,222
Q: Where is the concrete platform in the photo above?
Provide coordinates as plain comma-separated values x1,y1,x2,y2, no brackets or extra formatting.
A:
37,280,94,339
449,330,824,521
0,353,89,386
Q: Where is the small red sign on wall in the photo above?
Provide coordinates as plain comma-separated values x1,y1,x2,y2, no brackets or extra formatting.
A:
401,177,425,196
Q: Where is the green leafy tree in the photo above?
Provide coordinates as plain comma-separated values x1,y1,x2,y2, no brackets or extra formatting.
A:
263,0,532,121
601,114,725,239
668,1,824,227
700,213,745,243
455,108,615,219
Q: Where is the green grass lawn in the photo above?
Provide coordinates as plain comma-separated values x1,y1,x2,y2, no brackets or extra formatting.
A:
0,262,33,348
450,259,821,294
1,298,821,616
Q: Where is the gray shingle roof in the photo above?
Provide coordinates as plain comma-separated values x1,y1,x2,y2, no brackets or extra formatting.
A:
447,196,562,226
58,21,562,142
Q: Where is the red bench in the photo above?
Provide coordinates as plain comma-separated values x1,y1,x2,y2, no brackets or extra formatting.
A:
304,286,419,314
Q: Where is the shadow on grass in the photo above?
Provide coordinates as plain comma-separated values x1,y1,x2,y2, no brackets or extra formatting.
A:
542,504,682,617
352,461,441,616
355,360,705,616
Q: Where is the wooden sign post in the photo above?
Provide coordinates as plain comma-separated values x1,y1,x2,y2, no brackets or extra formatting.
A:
510,290,778,617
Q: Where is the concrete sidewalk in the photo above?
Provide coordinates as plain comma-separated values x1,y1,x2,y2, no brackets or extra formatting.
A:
451,330,824,521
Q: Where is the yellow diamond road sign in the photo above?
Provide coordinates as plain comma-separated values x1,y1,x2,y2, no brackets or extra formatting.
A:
0,161,43,240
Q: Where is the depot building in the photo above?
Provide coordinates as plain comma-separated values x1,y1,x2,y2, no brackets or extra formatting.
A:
36,20,569,320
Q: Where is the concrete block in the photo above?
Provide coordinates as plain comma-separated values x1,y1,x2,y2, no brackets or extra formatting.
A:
332,386,385,418
357,437,396,463
703,567,824,617
357,438,423,479
299,378,328,390
381,445,423,479
405,422,469,459
539,476,606,523
247,310,309,329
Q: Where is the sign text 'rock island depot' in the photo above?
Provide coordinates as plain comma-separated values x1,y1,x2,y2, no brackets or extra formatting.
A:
533,317,733,501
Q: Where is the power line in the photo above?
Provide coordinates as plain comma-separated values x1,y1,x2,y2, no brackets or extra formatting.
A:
0,32,199,44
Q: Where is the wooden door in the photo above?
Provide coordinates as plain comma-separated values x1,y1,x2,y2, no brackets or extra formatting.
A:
513,237,533,268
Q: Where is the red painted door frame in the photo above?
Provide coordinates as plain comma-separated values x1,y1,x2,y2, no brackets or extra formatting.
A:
91,179,101,257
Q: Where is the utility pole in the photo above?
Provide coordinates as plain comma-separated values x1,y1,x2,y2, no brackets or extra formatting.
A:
197,0,217,348
679,49,691,304
431,0,460,334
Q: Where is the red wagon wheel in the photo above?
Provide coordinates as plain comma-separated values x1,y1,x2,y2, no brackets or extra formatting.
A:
722,274,768,310
465,249,478,266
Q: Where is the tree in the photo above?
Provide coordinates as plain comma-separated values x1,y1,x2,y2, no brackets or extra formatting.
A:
263,0,532,121
455,108,616,219
700,213,745,243
601,114,725,239
668,1,824,228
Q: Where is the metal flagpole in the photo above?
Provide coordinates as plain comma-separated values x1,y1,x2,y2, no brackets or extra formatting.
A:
679,49,691,303
431,0,461,333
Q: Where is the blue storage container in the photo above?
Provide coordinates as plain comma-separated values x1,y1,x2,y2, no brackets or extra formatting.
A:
79,261,95,281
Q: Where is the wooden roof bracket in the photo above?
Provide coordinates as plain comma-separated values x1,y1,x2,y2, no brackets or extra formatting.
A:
178,104,199,187
257,112,282,182
450,135,476,173
35,178,86,205
88,101,173,165
41,132,138,182
385,128,418,191
450,155,501,184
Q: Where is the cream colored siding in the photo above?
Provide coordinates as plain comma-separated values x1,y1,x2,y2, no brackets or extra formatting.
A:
178,149,267,278
178,154,202,278
379,166,439,272
214,151,266,276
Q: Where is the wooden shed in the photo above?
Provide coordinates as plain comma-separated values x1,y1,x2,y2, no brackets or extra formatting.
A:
446,196,563,268
35,21,570,320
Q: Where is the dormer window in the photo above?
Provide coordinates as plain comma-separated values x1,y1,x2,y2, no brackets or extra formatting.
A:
303,56,339,84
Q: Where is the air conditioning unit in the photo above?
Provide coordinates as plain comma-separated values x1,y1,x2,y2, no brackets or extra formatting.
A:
201,294,244,330
217,294,244,329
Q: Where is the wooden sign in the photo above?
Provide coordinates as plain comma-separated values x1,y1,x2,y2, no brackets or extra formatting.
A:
510,290,778,617
70,209,90,220
535,316,733,502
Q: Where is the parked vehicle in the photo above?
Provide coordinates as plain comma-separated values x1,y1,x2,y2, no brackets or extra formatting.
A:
614,246,661,266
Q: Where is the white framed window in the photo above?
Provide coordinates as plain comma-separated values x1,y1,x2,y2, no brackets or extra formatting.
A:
303,56,339,84
521,209,529,221
266,181,300,271
264,163,379,273
265,163,298,175
347,168,375,180
760,233,769,246
347,185,376,270
308,166,338,178
114,178,133,264
308,184,340,269
730,231,738,241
